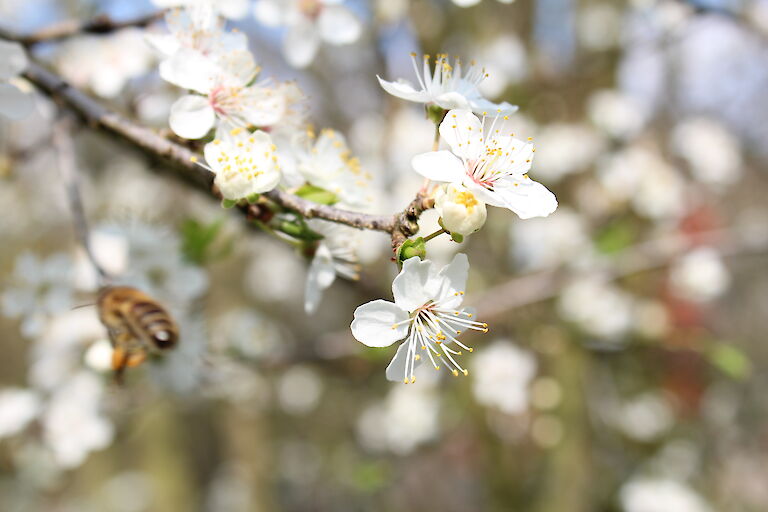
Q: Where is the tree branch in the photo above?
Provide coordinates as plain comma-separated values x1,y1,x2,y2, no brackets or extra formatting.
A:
2,44,429,239
13,11,166,46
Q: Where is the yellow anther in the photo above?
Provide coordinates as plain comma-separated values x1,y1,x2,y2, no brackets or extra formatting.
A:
462,369,469,376
410,377,416,383
190,156,198,163
452,370,459,377
468,348,474,353
415,354,421,361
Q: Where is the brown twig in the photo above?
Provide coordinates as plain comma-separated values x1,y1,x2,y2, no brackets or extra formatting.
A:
13,11,166,46
0,44,429,242
472,228,768,319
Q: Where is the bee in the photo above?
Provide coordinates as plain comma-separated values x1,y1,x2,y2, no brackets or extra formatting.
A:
97,286,178,382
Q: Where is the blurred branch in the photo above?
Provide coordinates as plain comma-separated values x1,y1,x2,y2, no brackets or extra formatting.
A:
12,11,165,46
0,32,433,244
473,228,768,320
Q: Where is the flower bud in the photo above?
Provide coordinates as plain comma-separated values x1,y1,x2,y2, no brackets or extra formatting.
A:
434,183,487,236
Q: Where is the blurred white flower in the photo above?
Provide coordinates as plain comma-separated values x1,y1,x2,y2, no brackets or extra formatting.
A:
510,206,590,271
588,89,647,140
451,0,515,7
199,130,282,199
533,123,605,182
379,54,518,115
42,372,114,468
1,251,74,339
287,128,373,208
356,374,440,454
434,183,487,236
412,109,557,219
276,366,323,415
211,309,284,360
672,117,742,186
598,145,685,220
84,339,115,373
620,477,712,512
56,30,154,98
253,0,362,68
475,35,528,98
471,340,536,415
669,247,730,302
351,254,488,383
0,38,32,119
90,221,208,306
615,392,674,442
304,220,361,314
0,388,41,438
559,276,634,339
152,0,251,20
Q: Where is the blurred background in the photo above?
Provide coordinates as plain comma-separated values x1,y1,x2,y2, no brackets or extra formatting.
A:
2,0,768,510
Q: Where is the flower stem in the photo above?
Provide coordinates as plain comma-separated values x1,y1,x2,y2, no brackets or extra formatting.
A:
422,228,447,243
431,122,440,151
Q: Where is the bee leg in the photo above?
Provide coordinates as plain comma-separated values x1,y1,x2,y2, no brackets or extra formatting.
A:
125,349,147,368
111,345,128,385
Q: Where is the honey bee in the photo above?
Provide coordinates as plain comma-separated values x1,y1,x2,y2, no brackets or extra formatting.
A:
97,286,179,382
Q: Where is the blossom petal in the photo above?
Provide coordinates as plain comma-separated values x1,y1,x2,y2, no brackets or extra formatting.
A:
439,109,484,159
492,177,558,219
411,151,466,182
318,5,361,45
159,49,219,93
304,244,337,314
253,0,286,26
351,300,409,347
377,77,431,103
0,40,27,80
435,253,469,308
434,91,472,111
468,97,519,115
169,95,215,139
392,257,437,312
0,83,33,120
385,342,419,382
284,19,320,68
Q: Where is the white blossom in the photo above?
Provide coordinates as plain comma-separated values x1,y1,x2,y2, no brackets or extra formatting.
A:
379,54,518,114
41,372,114,468
351,254,488,383
669,247,730,302
1,251,74,339
356,375,440,454
0,38,32,120
0,388,41,439
56,29,154,99
471,340,536,415
199,130,282,200
253,0,362,68
434,183,487,236
304,220,361,314
412,109,557,219
620,477,712,512
151,0,251,20
559,276,634,339
672,117,742,186
286,128,372,208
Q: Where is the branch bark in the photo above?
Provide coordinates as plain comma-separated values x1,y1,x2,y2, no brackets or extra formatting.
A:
0,41,429,241
13,11,165,46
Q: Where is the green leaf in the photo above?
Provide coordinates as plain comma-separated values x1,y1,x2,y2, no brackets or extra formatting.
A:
708,343,752,380
180,218,232,265
295,184,339,205
595,219,637,254
277,220,324,241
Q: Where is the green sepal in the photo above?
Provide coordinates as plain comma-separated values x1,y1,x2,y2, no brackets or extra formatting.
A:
426,104,448,125
221,198,238,209
278,220,324,241
450,232,464,243
295,184,339,205
396,237,427,265
246,193,260,204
